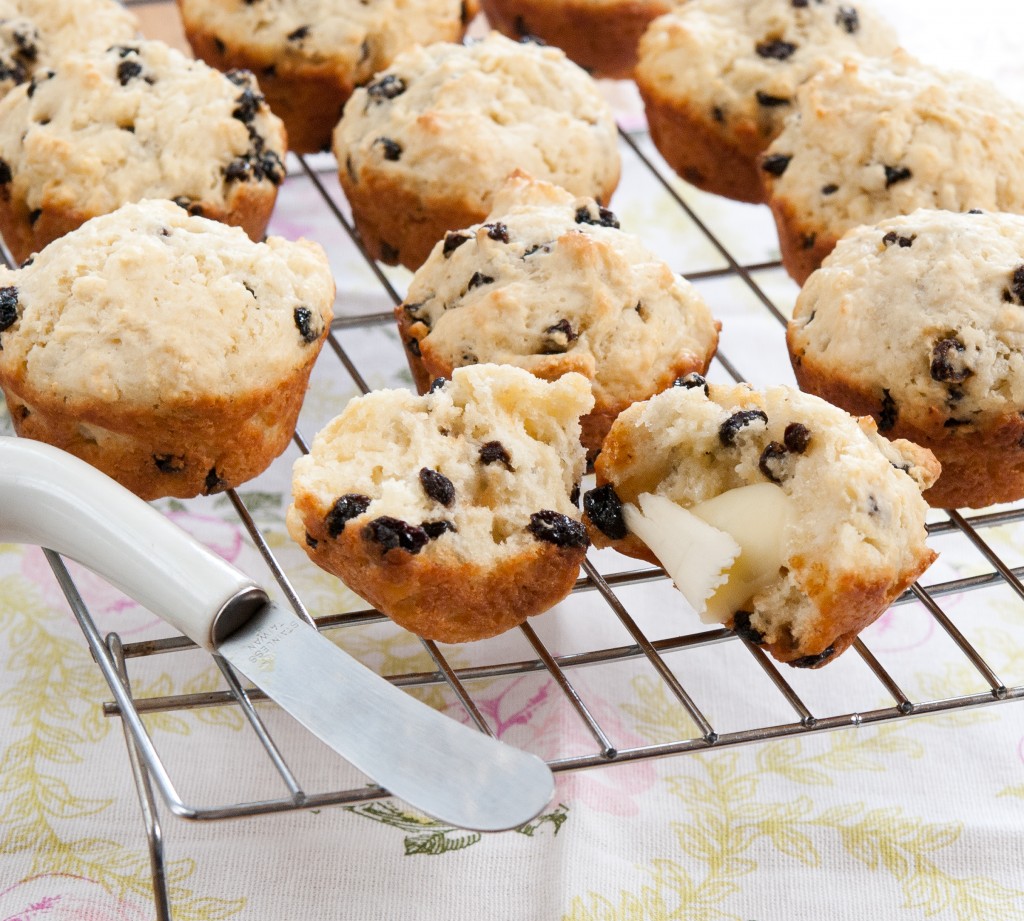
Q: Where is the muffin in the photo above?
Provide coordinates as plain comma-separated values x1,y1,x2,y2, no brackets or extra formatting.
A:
287,364,593,643
397,172,719,457
478,0,674,80
0,0,138,100
634,0,898,204
176,0,477,154
0,40,287,265
762,52,1024,283
0,199,334,500
333,32,621,271
790,209,1024,509
583,382,939,667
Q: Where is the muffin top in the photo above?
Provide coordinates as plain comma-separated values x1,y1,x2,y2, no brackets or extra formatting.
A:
790,209,1024,427
0,199,334,410
762,51,1024,237
635,0,897,144
403,173,718,411
177,0,475,83
334,32,620,213
0,0,137,99
0,40,287,217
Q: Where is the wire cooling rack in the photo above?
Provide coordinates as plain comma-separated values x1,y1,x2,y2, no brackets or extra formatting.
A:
11,9,1024,918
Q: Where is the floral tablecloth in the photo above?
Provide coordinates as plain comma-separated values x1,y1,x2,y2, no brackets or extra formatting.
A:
3,2,1024,919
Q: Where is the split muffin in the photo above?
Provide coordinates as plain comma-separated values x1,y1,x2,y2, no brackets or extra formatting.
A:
288,364,593,643
583,381,938,667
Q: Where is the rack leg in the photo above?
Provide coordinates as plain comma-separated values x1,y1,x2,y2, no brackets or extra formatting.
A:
108,633,174,921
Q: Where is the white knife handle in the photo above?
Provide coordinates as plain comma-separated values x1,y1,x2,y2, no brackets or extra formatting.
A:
0,437,266,651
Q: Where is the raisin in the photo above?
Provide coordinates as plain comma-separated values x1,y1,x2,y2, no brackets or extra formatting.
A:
570,482,581,507
783,422,811,454
366,74,406,102
26,69,53,99
944,418,972,428
232,87,264,123
419,467,455,507
305,532,319,549
541,319,577,354
484,222,509,243
287,25,310,41
380,241,399,263
755,91,790,107
528,510,589,548
761,154,791,176
583,484,627,540
293,306,320,344
204,467,227,494
575,205,619,229
422,520,456,540
968,209,984,215
0,286,18,333
27,208,41,226
879,389,897,432
117,60,143,85
522,243,549,258
406,337,421,357
374,137,402,161
802,233,817,250
821,183,838,195
403,300,427,321
172,196,203,216
479,440,513,470
152,453,185,473
467,272,493,290
1008,266,1024,305
225,69,251,86
731,610,764,645
0,158,11,185
325,494,371,537
719,409,768,446
758,441,788,483
363,516,429,554
884,165,912,188
673,372,710,396
756,40,797,60
442,232,470,257
789,645,836,668
835,6,859,33
882,231,915,248
930,337,972,383
428,377,447,393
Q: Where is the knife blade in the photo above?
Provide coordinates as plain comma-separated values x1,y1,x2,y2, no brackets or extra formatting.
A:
0,437,554,831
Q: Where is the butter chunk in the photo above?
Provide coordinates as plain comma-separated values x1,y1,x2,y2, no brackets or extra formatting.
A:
623,484,794,624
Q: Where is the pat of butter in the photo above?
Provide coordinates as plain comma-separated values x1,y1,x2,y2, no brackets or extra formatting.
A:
622,484,794,624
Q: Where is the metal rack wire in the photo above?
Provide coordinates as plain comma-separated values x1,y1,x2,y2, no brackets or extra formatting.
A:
13,14,1024,916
